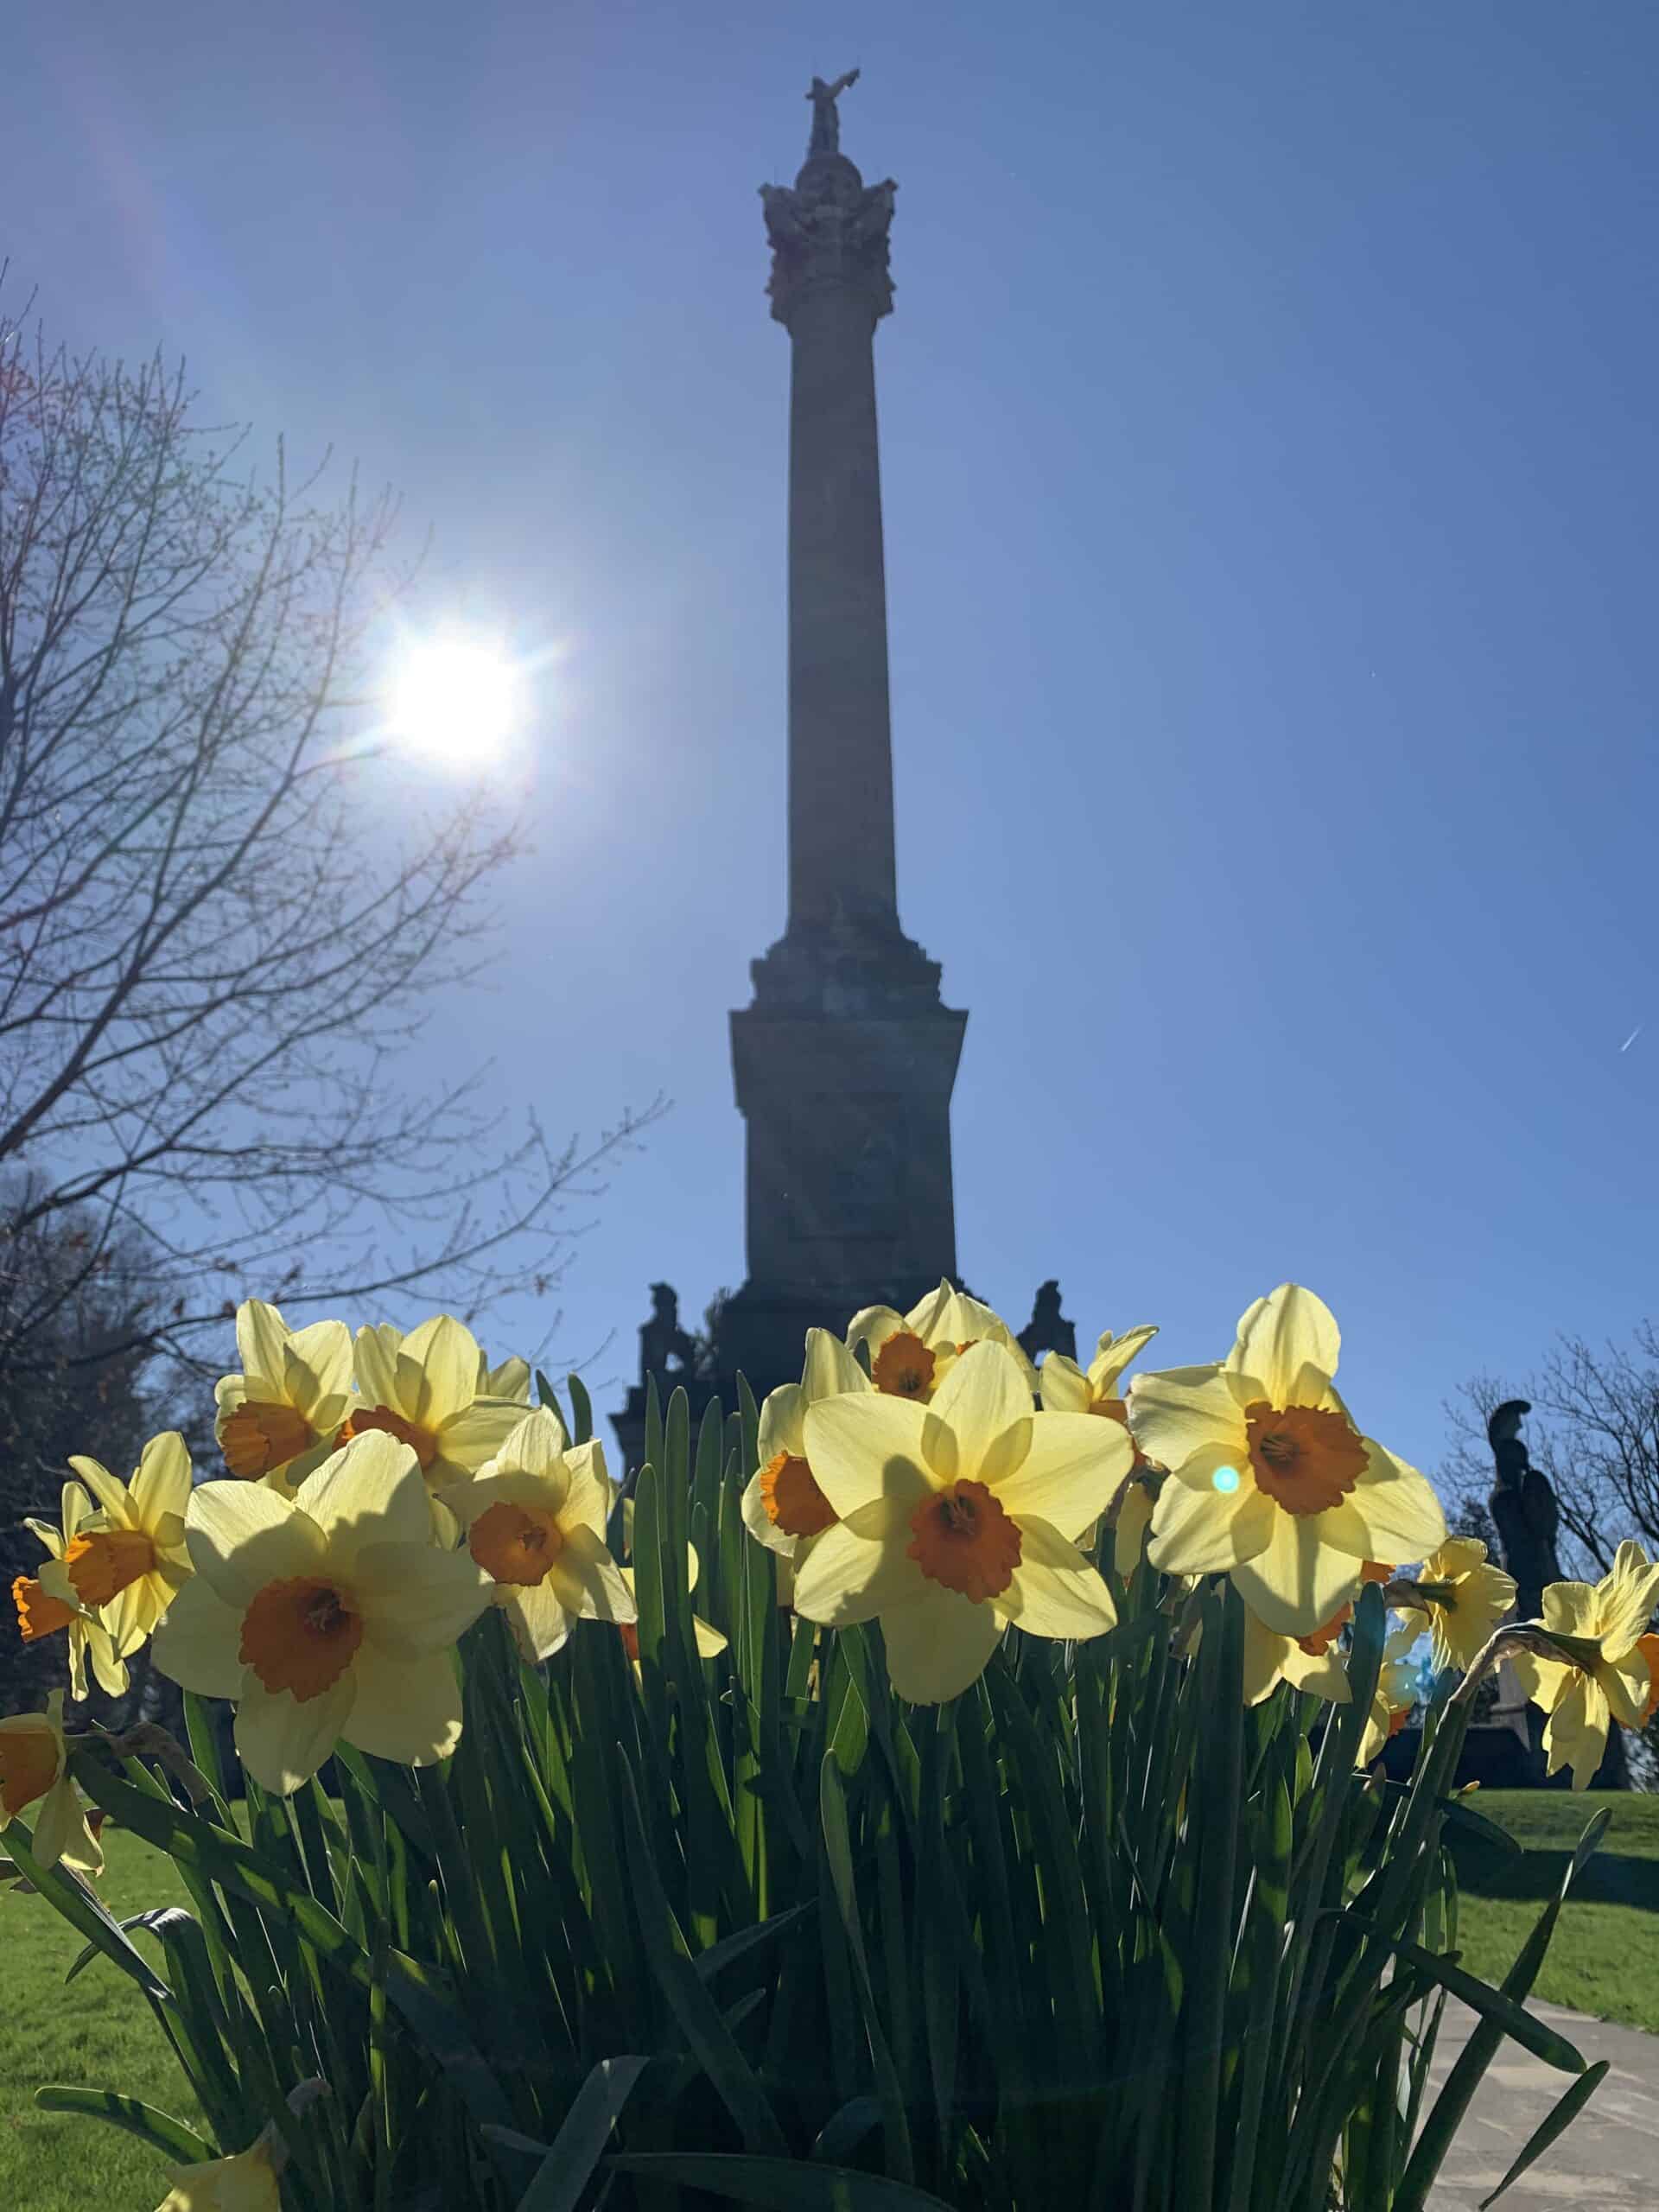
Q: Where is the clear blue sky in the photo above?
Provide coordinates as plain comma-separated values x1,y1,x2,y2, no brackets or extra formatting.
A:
10,3,1656,1479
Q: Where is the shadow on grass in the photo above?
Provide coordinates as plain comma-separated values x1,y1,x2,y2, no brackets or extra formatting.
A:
1449,1836,1659,1911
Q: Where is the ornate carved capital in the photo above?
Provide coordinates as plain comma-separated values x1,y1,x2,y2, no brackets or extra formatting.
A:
760,156,896,327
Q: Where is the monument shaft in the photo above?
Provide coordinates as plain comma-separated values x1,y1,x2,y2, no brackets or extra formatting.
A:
721,77,965,1380
785,282,897,925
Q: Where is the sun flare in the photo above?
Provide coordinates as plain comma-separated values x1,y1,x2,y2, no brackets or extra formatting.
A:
386,637,520,765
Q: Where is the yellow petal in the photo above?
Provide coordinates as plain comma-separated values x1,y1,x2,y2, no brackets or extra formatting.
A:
741,1469,796,1560
131,1433,193,1531
1128,1366,1243,1472
998,1516,1116,1640
791,1504,927,1627
186,1483,324,1607
801,1327,869,1404
880,1580,1003,1703
994,1411,1131,1541
1230,1512,1363,1637
1350,1442,1446,1562
928,1343,1035,1471
1598,1541,1659,1657
235,1673,355,1796
691,1613,729,1659
398,1316,482,1426
1230,1285,1341,1404
151,1574,247,1699
236,1301,293,1395
1088,1325,1160,1394
343,1643,463,1767
801,1392,931,1522
352,1542,490,1658
757,1382,808,1467
1038,1355,1090,1415
844,1303,907,1361
291,1433,429,1567
1148,1454,1274,1575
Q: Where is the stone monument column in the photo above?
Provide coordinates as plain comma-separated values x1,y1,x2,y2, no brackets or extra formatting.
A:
720,78,967,1389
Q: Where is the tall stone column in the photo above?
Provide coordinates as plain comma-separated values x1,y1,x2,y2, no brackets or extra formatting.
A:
775,162,898,925
721,80,967,1390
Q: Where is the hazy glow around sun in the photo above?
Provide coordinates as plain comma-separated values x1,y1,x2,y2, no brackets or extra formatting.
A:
386,636,520,766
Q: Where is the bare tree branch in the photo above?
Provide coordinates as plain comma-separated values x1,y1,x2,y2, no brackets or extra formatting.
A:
0,296,657,1368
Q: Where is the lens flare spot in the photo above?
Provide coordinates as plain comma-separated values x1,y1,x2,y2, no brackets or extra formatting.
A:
1212,1464,1241,1493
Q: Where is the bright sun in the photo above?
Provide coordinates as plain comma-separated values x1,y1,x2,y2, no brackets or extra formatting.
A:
386,638,520,765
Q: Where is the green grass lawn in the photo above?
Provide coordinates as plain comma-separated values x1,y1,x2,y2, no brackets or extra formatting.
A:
1446,1789,1659,2033
1,1792,1653,2209
0,1832,204,2212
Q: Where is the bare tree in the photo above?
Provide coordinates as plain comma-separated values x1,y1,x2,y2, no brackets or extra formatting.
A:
0,297,653,1373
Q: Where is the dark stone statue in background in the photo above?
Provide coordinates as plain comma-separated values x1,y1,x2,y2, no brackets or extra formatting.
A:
806,69,860,156
1017,1280,1077,1368
1486,1398,1563,1619
1485,1396,1628,1787
639,1284,697,1386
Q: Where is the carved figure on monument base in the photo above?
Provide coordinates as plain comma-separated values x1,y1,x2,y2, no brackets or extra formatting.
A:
1018,1280,1077,1367
639,1283,697,1387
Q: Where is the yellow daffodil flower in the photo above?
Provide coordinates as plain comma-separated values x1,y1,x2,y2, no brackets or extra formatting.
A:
792,1341,1125,1704
1135,1285,1446,1637
214,1301,354,1495
339,1316,525,1490
741,1330,870,1574
0,1692,105,1876
846,1281,1039,1405
441,1409,632,1662
1397,1537,1517,1675
153,2132,281,2211
16,1480,130,1700
40,1435,193,1660
1510,1541,1659,1789
151,1432,490,1794
1239,1595,1356,1708
1,1808,105,1895
1039,1325,1160,1573
1357,1621,1422,1764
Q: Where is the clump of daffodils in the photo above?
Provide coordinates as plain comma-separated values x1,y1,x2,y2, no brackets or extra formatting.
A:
7,1286,1656,1833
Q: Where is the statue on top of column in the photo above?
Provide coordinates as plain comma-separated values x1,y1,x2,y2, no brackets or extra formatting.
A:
806,70,860,157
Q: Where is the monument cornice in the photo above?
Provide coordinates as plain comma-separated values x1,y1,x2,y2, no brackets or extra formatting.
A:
760,163,897,328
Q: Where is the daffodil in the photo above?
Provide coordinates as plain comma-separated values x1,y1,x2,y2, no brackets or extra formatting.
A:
846,1281,1038,1405
441,1410,632,1661
1397,1537,1516,1675
0,1692,105,1876
1510,1541,1659,1789
741,1330,869,1571
340,1316,525,1490
153,2133,281,2211
151,1432,490,1794
1135,1286,1446,1637
1040,1325,1160,1573
16,1481,129,1699
1357,1621,1422,1764
40,1434,193,1659
792,1341,1123,1704
215,1301,354,1494
1239,1596,1356,1709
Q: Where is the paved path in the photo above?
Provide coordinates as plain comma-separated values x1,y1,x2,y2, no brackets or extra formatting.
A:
1427,2001,1659,2209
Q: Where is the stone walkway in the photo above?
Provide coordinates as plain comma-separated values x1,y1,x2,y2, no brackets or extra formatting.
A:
1427,2001,1659,2209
